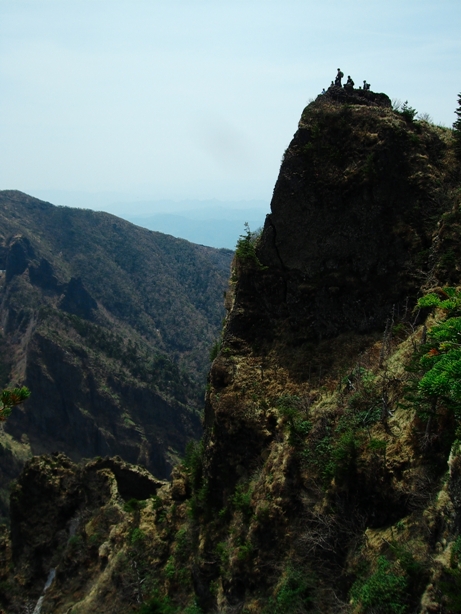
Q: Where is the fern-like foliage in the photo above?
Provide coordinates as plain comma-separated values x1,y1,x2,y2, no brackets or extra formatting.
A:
414,288,461,415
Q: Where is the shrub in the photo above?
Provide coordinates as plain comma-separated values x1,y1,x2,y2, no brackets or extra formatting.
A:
399,101,417,122
130,528,146,545
138,593,176,614
0,386,30,421
68,534,84,550
407,289,461,421
164,556,175,579
331,429,358,477
187,481,210,521
451,535,461,566
124,498,147,513
277,394,301,419
237,539,254,561
368,438,387,455
277,395,312,443
266,565,315,613
216,541,230,566
439,568,461,612
402,288,461,433
453,92,461,160
209,339,221,361
351,556,408,613
183,440,204,490
230,483,253,520
235,223,265,269
174,528,189,557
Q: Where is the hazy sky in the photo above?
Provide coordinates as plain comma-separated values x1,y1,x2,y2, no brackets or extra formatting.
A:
1,0,460,212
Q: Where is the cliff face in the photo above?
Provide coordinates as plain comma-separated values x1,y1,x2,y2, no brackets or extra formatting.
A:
2,91,461,614
195,92,461,612
0,193,233,519
230,91,451,370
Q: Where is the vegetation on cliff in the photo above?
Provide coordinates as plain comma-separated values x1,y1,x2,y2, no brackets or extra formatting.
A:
454,92,461,160
2,89,461,613
0,387,30,422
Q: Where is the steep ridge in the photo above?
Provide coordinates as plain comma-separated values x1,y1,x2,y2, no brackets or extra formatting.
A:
2,90,461,613
0,192,233,518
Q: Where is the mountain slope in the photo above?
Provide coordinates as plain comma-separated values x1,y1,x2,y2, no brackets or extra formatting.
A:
0,191,233,516
2,89,461,613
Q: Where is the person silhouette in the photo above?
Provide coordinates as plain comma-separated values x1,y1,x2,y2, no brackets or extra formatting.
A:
335,68,344,87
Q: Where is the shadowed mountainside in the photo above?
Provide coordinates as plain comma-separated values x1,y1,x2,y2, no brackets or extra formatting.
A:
0,191,233,517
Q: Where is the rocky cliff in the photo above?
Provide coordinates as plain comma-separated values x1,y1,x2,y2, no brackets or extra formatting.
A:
2,89,461,613
0,193,233,520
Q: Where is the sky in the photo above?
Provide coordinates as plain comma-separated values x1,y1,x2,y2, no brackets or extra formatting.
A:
1,0,460,217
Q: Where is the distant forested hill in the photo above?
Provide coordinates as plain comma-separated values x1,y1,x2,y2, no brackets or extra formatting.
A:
0,190,233,518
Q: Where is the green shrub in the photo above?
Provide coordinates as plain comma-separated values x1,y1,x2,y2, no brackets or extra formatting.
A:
235,223,265,269
68,534,84,550
389,542,424,579
0,386,30,421
451,535,461,566
277,395,301,420
151,495,164,511
209,339,221,361
265,565,315,613
124,498,147,513
368,438,387,455
345,368,380,420
453,92,461,160
439,567,461,612
187,481,210,521
436,535,461,611
399,101,417,122
230,483,253,520
402,288,461,429
88,531,104,547
216,541,230,566
164,556,175,579
183,440,204,491
138,592,176,614
351,556,408,613
277,395,312,443
174,528,189,557
130,528,146,545
304,427,359,485
237,539,254,561
331,429,358,478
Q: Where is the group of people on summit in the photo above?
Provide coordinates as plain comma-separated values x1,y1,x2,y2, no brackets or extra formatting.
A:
331,68,370,91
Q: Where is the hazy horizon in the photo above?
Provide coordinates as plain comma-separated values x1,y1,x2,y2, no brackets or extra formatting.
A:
13,189,268,249
1,0,460,219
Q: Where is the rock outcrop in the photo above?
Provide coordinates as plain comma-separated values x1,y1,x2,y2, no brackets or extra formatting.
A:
1,453,165,612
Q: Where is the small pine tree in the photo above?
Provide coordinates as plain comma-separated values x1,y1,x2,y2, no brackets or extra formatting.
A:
0,386,30,420
400,100,417,122
454,92,461,160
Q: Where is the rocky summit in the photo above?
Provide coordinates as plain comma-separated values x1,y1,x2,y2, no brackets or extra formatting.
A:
1,88,461,613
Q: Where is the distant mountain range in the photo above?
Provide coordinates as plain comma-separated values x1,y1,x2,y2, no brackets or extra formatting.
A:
126,210,266,249
28,192,269,249
0,190,233,519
